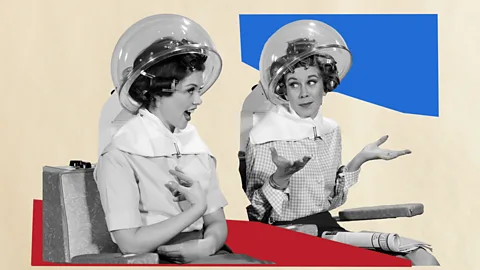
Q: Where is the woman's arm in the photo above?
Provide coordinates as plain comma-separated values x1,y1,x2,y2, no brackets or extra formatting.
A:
201,209,228,255
346,153,368,172
245,140,289,222
328,128,363,210
95,150,206,254
329,133,411,210
197,156,229,254
113,205,206,254
154,156,229,261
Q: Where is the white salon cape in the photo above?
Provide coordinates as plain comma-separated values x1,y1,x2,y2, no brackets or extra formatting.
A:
94,108,228,242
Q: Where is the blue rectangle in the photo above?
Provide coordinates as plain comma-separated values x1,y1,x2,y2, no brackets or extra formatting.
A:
239,14,439,117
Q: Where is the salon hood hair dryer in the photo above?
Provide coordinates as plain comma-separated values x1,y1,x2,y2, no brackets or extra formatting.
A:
98,14,223,157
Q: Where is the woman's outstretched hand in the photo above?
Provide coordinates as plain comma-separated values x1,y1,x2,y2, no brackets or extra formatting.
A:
360,135,412,161
270,147,311,189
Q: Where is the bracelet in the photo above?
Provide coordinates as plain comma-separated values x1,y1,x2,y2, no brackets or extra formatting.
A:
337,165,347,178
269,174,288,191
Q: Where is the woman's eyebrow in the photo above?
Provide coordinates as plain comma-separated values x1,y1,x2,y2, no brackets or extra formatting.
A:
183,83,198,88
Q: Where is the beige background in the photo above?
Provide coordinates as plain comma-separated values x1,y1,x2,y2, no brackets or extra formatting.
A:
1,0,478,269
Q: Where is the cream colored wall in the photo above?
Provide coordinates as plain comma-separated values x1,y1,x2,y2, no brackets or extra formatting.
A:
1,0,478,269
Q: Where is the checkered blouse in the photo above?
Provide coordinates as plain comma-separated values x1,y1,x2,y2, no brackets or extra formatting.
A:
245,106,361,223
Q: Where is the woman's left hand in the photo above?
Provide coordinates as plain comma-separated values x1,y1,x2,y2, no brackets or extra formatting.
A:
157,239,215,264
359,135,412,161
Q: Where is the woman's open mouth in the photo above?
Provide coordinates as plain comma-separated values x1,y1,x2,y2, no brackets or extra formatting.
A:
183,108,196,121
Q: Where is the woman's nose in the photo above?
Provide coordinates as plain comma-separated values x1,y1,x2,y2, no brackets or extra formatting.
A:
299,85,309,98
193,92,202,105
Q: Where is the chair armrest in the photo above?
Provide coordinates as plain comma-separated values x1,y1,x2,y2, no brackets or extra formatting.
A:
276,224,318,236
71,252,164,264
334,203,424,222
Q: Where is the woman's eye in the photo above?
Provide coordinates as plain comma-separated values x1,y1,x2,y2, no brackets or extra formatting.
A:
186,88,195,93
289,83,298,88
308,80,317,85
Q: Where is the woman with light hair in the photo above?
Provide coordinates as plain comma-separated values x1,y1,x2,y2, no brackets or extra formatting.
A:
244,19,439,266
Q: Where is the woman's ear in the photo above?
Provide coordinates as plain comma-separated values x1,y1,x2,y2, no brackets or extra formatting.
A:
150,95,161,109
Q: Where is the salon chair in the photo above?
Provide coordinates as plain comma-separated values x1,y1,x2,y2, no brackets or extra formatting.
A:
42,160,274,265
42,162,164,264
42,91,165,264
239,83,425,232
42,92,275,265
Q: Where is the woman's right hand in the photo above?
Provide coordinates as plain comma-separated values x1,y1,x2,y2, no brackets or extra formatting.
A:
270,147,311,188
167,167,207,212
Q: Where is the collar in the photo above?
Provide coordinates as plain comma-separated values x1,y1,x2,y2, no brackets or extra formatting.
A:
249,104,338,145
283,103,325,126
103,108,213,157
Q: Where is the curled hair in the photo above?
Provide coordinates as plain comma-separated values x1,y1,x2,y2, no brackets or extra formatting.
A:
269,39,341,100
128,38,208,108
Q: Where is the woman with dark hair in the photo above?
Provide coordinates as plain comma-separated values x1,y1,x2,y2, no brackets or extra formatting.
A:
95,14,271,265
244,20,439,265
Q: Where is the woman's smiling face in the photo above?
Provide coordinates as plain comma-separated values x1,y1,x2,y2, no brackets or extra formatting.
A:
152,71,204,131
